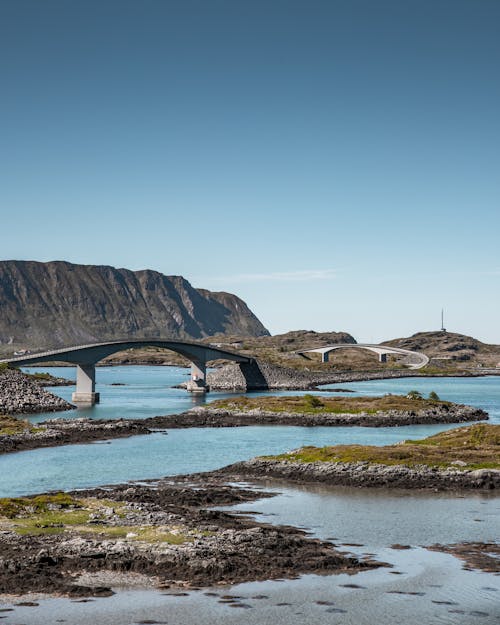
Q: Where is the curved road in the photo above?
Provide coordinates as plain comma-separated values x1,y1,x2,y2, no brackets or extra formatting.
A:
298,343,429,370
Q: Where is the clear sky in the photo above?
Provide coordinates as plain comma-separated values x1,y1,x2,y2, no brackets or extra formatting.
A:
1,0,499,343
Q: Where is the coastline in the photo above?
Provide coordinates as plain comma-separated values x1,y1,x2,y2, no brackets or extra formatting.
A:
214,457,500,491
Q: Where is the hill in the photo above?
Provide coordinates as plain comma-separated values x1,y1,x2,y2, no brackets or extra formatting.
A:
0,260,269,354
383,331,500,369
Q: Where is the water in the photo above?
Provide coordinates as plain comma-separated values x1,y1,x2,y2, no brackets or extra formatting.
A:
0,368,498,623
0,423,469,497
23,365,500,423
2,486,499,624
2,367,496,497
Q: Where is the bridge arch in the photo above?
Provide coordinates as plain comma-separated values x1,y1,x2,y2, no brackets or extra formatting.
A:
297,343,429,369
1,339,252,404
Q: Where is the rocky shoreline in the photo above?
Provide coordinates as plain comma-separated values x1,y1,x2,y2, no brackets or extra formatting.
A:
0,479,380,597
0,368,74,415
214,458,500,491
0,418,153,454
180,403,488,428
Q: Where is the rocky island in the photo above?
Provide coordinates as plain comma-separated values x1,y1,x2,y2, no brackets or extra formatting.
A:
214,424,500,491
184,393,488,427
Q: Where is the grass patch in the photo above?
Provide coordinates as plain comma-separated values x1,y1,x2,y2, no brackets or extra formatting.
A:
0,492,80,518
79,524,193,544
209,394,453,415
0,414,36,436
0,494,193,543
265,424,500,470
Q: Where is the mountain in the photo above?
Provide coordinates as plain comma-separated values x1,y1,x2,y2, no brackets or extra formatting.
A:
0,260,269,352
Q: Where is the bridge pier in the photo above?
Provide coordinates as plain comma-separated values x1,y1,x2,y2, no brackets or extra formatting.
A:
72,364,100,405
187,359,207,394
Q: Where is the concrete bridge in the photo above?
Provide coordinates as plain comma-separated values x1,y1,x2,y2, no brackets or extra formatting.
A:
297,343,429,369
0,339,252,404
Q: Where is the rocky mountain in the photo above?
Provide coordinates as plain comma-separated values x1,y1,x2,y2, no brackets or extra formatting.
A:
0,260,269,352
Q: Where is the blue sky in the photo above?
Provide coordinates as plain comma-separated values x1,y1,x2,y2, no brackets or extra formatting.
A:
1,0,499,342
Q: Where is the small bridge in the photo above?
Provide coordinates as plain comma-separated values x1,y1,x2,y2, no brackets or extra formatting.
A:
0,339,252,404
297,343,429,369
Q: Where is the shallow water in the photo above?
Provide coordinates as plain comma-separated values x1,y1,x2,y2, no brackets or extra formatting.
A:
0,369,498,623
2,485,499,624
2,552,498,625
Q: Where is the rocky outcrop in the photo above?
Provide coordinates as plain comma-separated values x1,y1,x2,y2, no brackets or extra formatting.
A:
0,480,379,596
181,404,488,428
0,260,269,352
208,360,325,390
0,418,152,454
0,368,73,414
207,360,492,391
218,458,500,491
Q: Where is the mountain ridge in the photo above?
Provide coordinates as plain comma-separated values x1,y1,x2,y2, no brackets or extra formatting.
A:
0,260,269,352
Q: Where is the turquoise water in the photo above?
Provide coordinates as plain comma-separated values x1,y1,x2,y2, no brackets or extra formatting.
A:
0,369,498,623
23,366,500,423
0,368,496,497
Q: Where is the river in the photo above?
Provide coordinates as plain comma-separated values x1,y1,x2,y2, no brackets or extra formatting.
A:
0,367,498,624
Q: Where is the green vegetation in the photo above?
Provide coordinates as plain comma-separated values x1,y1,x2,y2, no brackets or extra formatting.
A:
0,493,196,544
26,372,54,381
0,492,80,519
429,391,440,401
0,414,36,435
209,394,452,415
265,424,500,470
303,394,324,409
406,390,423,400
80,524,193,544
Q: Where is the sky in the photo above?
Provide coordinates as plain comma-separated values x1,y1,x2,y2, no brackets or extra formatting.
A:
1,0,499,343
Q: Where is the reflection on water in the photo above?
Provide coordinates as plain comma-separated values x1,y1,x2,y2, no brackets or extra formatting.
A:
224,481,500,548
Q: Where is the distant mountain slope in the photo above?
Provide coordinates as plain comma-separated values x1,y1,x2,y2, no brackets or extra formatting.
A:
0,260,269,351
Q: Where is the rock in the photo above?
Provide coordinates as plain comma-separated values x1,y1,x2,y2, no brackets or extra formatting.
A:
218,458,500,491
0,368,73,415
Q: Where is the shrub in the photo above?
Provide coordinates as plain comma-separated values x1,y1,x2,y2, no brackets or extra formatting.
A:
303,394,324,409
428,391,440,401
406,390,423,400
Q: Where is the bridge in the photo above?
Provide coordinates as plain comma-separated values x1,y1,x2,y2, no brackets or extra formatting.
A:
297,343,429,369
0,339,252,404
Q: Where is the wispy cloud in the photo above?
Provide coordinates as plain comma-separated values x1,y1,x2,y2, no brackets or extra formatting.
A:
204,269,338,284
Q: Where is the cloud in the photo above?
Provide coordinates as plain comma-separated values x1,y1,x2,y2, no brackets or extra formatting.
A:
205,269,338,284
